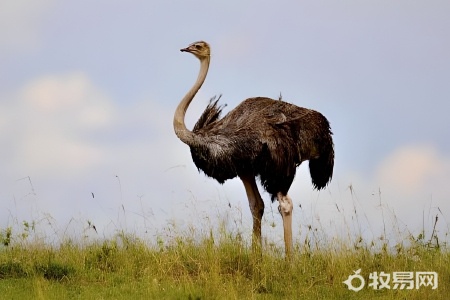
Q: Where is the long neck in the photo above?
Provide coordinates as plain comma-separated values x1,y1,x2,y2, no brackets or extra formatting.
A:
173,56,210,145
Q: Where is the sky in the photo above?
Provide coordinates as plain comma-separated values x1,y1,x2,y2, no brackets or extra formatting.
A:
1,1,449,247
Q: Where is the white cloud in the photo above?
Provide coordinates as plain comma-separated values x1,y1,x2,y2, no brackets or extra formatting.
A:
1,72,116,177
333,145,450,241
21,72,115,130
376,145,450,196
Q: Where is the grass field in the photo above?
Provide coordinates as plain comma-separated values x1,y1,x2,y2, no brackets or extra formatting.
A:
0,210,448,300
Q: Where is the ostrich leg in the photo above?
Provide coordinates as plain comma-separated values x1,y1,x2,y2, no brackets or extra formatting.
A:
240,175,265,252
277,192,293,258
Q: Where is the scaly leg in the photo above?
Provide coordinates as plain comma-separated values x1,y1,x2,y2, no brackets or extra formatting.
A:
277,192,293,258
240,175,265,252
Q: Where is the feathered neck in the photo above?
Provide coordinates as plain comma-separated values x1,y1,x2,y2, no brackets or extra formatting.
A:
173,57,210,145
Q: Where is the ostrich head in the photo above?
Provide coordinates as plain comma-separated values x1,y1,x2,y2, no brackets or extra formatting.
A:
180,41,210,59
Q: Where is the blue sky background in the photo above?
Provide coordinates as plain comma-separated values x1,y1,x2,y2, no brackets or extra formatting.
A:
1,1,449,246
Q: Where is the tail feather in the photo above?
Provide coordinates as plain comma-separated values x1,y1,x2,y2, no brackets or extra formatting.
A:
309,139,334,190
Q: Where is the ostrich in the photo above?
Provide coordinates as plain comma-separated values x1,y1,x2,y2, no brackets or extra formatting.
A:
173,41,334,257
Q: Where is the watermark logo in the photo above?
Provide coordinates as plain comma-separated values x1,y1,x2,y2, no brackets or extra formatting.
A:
343,269,438,291
343,269,365,292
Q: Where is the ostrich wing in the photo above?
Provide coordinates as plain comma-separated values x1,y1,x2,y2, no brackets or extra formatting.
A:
193,95,226,132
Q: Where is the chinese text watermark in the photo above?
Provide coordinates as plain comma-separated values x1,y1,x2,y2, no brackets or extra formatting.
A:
343,269,438,292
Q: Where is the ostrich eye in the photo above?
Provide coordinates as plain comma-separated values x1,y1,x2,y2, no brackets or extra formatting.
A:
195,44,201,50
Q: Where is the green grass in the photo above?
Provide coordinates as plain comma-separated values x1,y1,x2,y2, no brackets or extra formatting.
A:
0,223,449,300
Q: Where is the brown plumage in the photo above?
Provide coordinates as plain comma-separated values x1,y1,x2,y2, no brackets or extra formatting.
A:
174,41,334,257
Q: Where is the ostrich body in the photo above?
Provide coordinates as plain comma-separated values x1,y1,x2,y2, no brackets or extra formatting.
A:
174,41,334,257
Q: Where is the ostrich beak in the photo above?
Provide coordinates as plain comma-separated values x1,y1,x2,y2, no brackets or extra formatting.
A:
180,47,189,52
